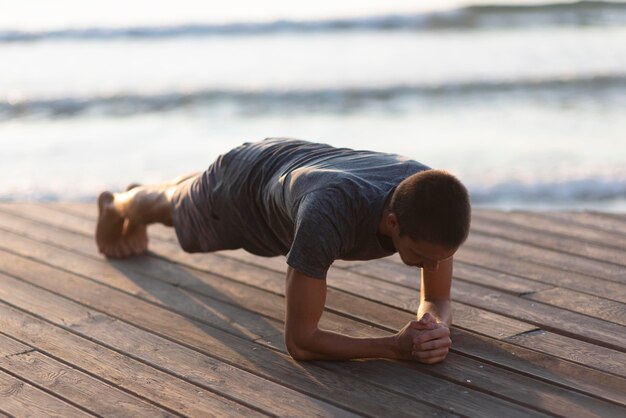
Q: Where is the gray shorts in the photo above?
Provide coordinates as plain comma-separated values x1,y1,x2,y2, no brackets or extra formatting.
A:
169,162,244,254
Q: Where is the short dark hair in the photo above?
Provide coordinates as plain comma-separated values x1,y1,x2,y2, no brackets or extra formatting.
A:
390,169,471,248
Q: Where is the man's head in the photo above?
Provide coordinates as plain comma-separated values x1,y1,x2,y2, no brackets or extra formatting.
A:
385,169,471,271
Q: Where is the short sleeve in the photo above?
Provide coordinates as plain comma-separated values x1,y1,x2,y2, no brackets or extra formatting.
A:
286,189,354,279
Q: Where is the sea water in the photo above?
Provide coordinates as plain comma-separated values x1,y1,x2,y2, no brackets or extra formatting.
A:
1,0,625,211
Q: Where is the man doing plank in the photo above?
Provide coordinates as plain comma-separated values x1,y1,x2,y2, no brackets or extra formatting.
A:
95,138,471,363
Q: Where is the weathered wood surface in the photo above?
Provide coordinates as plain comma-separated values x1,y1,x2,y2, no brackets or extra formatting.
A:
0,202,625,417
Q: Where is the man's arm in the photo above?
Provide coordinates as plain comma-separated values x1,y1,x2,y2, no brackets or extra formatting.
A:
413,256,453,363
284,267,441,361
417,256,453,326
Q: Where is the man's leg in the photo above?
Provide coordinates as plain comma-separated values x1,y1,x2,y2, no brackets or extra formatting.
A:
95,172,200,258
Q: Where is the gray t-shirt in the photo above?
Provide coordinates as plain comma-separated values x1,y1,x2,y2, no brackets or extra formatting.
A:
205,138,430,279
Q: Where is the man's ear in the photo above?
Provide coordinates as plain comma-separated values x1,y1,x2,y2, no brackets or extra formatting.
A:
387,212,399,230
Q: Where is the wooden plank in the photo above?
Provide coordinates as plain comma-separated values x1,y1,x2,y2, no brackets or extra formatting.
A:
0,369,93,418
6,209,624,376
328,355,626,418
313,246,626,352
44,201,96,219
449,280,626,353
450,329,626,406
4,204,624,380
589,211,626,223
153,244,539,340
0,331,32,357
537,211,626,237
11,230,614,407
347,257,552,295
4,262,615,416
218,246,626,330
0,243,383,348
506,330,626,378
0,274,512,418
0,333,174,417
7,209,624,412
0,315,267,415
204,247,626,378
224,244,551,297
0,267,373,418
325,290,626,404
0,249,610,418
464,232,626,284
0,206,538,341
474,210,626,250
4,207,624,388
42,201,626,256
7,204,623,354
9,202,620,344
0,222,620,414
0,243,603,412
469,214,626,266
454,245,626,304
20,225,620,404
525,287,626,327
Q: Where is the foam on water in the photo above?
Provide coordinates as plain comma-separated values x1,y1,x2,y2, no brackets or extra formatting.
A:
2,74,625,120
1,1,625,42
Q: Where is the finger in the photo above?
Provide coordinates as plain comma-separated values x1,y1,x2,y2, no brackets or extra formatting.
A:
419,355,447,364
413,337,452,352
415,323,436,330
418,312,435,324
408,320,436,331
412,347,449,360
412,327,450,345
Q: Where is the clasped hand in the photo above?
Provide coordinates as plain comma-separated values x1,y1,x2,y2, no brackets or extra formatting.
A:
395,313,451,364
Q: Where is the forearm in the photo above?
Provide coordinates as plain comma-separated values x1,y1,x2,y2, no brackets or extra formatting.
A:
417,299,452,328
287,328,398,361
418,256,453,328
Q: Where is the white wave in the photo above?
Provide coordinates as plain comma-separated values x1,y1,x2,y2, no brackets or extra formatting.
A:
1,1,625,42
2,74,625,120
470,177,626,203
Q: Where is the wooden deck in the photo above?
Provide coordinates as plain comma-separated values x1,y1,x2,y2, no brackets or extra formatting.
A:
0,203,624,417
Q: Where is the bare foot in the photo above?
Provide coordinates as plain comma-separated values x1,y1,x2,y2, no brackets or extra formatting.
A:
94,174,198,258
95,187,148,258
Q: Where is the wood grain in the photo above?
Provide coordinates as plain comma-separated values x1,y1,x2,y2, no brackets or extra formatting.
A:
473,210,626,250
539,211,626,236
1,202,626,416
0,369,93,417
525,287,626,327
0,228,622,416
0,272,451,417
0,333,174,417
0,309,266,416
453,245,626,304
464,232,626,283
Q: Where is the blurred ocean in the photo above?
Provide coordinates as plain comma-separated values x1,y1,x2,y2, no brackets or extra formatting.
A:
1,0,625,211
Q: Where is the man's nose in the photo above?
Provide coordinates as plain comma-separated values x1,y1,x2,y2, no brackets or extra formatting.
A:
423,260,440,272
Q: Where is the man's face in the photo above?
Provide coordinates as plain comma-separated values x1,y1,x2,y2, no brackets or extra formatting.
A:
388,216,457,272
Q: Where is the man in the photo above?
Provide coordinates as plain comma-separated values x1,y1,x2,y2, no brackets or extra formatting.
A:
96,138,471,364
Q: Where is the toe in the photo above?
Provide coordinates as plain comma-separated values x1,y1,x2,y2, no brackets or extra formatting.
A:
96,190,126,255
103,245,117,258
118,242,133,258
126,183,142,192
97,191,115,213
